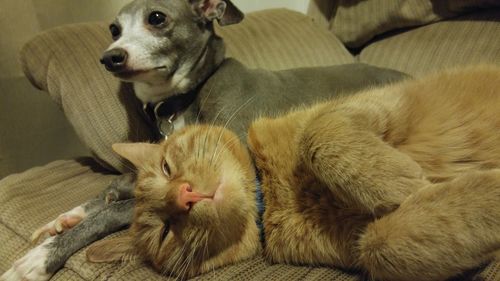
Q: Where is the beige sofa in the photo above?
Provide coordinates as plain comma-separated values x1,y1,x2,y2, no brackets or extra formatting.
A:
1,1,499,280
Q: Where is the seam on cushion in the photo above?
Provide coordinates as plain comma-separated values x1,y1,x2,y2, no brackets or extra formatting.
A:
58,267,89,281
0,220,29,243
20,37,52,92
38,35,59,93
45,56,63,106
0,219,29,243
101,264,141,280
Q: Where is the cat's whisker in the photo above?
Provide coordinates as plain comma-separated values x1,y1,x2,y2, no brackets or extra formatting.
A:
176,249,190,281
195,132,207,167
213,137,240,165
195,83,215,125
210,231,217,278
193,84,215,167
180,235,199,281
181,231,201,280
169,236,189,279
202,231,209,271
195,233,208,271
200,105,226,165
178,251,191,280
214,223,230,246
180,232,198,274
210,96,255,166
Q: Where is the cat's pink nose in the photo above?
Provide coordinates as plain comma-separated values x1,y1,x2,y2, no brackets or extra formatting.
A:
177,183,210,210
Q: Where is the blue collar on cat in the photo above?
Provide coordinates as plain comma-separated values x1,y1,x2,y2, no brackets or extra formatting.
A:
255,176,265,244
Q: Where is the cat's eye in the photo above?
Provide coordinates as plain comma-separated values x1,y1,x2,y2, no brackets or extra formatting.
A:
161,221,170,242
148,11,167,27
109,24,121,40
162,159,171,177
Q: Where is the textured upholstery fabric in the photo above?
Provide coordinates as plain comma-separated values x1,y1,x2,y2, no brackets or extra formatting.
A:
308,0,500,48
0,159,116,271
19,9,355,173
359,9,500,77
217,9,354,70
0,161,361,280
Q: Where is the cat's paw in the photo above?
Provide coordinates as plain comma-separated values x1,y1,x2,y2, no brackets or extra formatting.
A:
31,206,86,243
1,237,54,281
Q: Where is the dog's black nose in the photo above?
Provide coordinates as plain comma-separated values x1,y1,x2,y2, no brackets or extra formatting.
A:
100,48,128,72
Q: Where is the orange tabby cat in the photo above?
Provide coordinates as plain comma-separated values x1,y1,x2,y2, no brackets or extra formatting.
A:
87,65,500,281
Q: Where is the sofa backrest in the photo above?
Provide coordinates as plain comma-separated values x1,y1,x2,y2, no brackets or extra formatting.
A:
307,0,500,48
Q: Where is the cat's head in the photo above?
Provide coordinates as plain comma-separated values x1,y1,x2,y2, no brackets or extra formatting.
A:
87,125,260,278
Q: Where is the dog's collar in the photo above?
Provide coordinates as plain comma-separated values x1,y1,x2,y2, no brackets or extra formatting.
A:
142,67,217,139
142,76,209,139
255,175,265,245
143,89,198,138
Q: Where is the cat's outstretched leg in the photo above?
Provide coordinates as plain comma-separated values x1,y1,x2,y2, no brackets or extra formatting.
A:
299,111,428,216
31,173,135,242
358,169,500,281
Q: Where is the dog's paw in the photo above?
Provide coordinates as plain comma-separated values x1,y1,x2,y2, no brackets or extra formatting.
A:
1,237,54,281
31,206,86,243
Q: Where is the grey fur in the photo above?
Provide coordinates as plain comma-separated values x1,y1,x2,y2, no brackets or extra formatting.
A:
45,200,134,273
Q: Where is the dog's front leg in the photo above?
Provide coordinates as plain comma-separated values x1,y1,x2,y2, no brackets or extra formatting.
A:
30,173,135,242
1,199,134,281
1,173,135,281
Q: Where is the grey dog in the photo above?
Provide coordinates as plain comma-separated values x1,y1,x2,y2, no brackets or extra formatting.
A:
2,0,408,280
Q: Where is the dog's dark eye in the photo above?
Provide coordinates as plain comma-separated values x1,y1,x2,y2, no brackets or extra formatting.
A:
109,24,121,40
161,221,170,242
148,11,167,26
162,159,171,177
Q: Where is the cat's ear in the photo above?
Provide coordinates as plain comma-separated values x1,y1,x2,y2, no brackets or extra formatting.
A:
112,143,161,168
86,235,135,263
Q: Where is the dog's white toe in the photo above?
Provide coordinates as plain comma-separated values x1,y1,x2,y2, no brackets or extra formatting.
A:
31,206,86,243
1,237,54,281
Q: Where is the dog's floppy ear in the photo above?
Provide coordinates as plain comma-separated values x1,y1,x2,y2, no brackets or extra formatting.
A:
191,0,244,26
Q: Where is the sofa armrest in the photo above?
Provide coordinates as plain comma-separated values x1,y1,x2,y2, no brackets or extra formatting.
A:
20,22,153,173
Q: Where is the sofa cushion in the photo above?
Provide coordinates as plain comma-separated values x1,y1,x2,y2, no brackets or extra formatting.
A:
1,160,498,280
0,158,116,271
308,0,500,48
359,10,500,77
19,9,354,173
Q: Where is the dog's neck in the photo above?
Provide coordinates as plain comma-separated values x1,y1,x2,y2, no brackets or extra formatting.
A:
133,33,225,105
